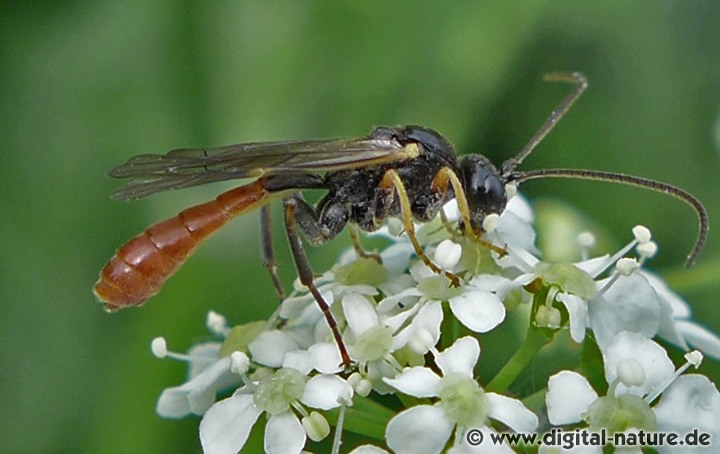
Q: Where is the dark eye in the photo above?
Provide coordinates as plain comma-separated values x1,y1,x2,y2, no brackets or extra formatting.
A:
459,155,507,228
483,174,506,214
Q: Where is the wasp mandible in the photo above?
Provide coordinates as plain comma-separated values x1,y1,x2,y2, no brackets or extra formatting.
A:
94,73,708,367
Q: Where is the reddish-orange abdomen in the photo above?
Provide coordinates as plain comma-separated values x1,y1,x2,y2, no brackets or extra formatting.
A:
94,179,271,312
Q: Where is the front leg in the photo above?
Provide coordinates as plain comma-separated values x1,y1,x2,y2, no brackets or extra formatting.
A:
378,169,461,287
290,194,348,246
431,167,506,257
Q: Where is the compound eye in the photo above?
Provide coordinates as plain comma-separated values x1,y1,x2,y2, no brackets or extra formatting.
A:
459,155,507,228
484,175,506,215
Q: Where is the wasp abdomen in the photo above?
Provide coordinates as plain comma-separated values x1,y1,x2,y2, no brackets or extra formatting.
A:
94,179,271,312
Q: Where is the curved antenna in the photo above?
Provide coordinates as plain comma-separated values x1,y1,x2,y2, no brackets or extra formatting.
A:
500,72,588,178
508,168,708,267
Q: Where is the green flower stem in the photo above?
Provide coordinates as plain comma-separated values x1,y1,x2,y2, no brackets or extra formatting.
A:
325,395,396,440
440,304,463,350
485,324,554,393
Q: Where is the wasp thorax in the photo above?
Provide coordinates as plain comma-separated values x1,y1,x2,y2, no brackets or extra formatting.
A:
459,155,507,229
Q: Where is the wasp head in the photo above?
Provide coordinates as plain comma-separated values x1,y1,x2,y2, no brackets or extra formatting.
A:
458,154,507,230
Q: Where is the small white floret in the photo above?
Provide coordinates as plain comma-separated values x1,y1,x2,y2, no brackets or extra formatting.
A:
206,310,228,335
615,257,639,276
617,358,646,388
230,351,250,375
685,350,704,369
577,231,596,248
637,241,658,259
632,225,652,243
151,337,168,358
482,213,500,233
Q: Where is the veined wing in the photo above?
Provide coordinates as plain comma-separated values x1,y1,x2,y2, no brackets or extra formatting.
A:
109,136,418,200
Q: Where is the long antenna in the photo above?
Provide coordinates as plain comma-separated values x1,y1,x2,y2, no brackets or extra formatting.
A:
507,168,709,267
500,72,588,178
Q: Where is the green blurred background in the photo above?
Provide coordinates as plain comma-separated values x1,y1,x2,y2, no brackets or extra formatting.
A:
2,2,720,452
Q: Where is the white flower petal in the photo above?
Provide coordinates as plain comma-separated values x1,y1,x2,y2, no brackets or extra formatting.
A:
435,336,480,377
384,304,421,340
186,342,223,378
487,392,538,432
546,371,598,425
434,239,462,270
656,296,689,351
279,292,317,319
377,287,422,313
378,242,415,275
282,350,313,375
199,393,262,454
348,445,389,454
156,357,233,418
283,286,335,320
393,301,442,353
332,283,379,300
641,270,691,318
441,199,460,221
575,254,612,277
384,366,441,397
379,274,417,300
506,192,534,222
467,274,518,300
249,330,299,368
602,331,674,397
283,314,323,347
449,290,505,333
301,374,353,410
676,320,720,361
494,209,539,254
388,301,443,354
496,245,540,270
517,272,539,284
342,293,379,337
557,293,587,343
589,274,661,350
386,405,454,454
410,261,436,281
264,411,305,454
366,358,402,395
309,342,344,374
654,374,720,436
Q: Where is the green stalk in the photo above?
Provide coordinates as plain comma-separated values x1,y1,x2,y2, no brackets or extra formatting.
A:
485,324,554,393
325,395,396,440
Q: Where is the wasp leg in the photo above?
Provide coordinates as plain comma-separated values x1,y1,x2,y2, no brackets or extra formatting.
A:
432,167,507,257
379,169,461,287
260,205,286,301
288,194,348,246
349,224,382,264
439,208,461,237
283,198,352,369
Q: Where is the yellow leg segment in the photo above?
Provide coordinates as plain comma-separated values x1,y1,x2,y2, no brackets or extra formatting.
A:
380,169,461,287
349,224,382,263
432,167,507,257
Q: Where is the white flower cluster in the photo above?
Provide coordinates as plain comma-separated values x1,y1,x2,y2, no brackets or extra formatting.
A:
152,194,720,453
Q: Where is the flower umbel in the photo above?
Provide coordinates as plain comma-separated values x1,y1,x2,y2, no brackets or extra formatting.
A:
383,337,537,454
150,196,719,453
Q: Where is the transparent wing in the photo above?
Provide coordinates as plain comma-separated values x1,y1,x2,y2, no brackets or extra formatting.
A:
109,136,414,200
